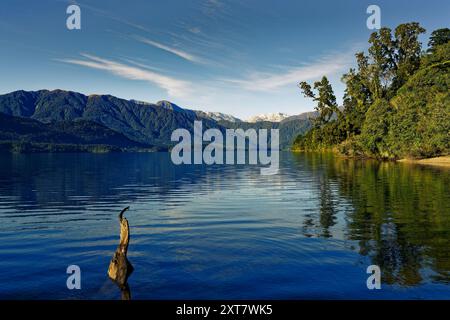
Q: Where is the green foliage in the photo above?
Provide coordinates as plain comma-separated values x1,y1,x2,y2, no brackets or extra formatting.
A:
359,99,394,158
422,42,450,67
427,28,450,53
293,23,449,160
0,112,153,153
299,76,340,126
387,57,450,158
394,22,426,90
293,120,345,151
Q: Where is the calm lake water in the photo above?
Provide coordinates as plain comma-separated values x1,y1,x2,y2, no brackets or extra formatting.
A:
0,152,449,299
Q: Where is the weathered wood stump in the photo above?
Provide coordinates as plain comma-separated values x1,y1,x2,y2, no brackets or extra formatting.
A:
108,207,134,293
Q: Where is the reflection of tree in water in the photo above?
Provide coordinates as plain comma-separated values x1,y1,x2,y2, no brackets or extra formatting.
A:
300,153,337,238
294,152,450,286
318,177,337,238
371,221,422,285
301,180,337,238
302,178,337,238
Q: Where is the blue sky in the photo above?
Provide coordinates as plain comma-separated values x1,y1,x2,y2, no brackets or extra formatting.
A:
0,0,448,119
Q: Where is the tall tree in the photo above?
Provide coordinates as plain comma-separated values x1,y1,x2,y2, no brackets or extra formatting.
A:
427,28,450,53
299,76,339,127
367,28,397,98
393,22,426,90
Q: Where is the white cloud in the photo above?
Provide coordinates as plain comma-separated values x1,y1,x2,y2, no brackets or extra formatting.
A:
222,51,354,91
59,53,191,98
135,36,203,64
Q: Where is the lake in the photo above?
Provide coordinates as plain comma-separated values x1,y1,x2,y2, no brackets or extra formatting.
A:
0,152,448,299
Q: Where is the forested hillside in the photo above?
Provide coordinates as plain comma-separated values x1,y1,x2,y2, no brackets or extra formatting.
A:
0,90,312,151
293,24,449,160
0,113,151,152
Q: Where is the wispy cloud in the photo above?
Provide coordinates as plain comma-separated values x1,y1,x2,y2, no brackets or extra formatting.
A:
135,36,203,64
58,53,191,97
63,1,222,66
188,27,202,34
202,0,225,17
120,57,168,74
221,51,354,91
59,0,157,35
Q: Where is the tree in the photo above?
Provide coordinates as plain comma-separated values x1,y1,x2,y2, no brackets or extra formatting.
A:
293,23,448,161
299,76,340,127
368,27,397,98
393,22,426,90
427,28,450,53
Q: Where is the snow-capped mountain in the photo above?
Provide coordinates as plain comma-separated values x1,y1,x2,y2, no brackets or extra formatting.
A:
247,113,290,123
195,111,242,122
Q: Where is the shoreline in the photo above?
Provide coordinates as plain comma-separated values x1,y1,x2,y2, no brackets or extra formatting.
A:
398,155,450,167
291,149,450,168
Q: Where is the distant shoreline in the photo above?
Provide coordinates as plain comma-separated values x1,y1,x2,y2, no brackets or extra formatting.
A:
0,142,161,153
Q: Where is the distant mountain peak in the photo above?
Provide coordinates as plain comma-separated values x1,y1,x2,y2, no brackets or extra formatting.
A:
247,112,290,123
195,111,242,123
156,100,186,113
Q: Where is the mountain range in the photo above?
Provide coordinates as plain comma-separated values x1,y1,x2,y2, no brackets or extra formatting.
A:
0,89,314,152
247,113,290,123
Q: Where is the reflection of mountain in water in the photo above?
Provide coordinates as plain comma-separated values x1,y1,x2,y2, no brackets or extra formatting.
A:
0,153,243,211
0,152,448,292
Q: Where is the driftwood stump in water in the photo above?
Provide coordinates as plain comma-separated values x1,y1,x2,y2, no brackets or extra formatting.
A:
108,207,134,290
